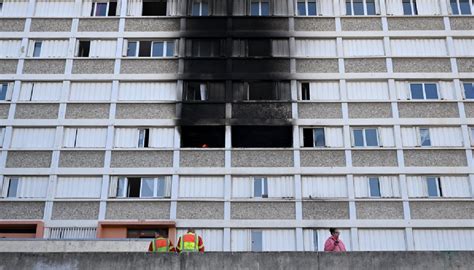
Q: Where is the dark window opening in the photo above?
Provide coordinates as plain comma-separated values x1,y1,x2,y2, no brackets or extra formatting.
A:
184,82,225,101
127,228,168,238
78,41,90,57
181,126,225,148
232,126,293,148
0,227,36,234
248,40,271,57
303,128,314,147
108,1,117,16
127,177,141,198
139,41,152,57
301,82,310,100
142,0,167,16
233,81,291,101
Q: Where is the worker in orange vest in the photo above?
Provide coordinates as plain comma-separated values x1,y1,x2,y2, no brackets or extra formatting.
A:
176,229,205,253
148,232,176,252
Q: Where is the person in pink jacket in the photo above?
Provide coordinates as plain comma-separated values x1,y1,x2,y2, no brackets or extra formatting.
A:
324,228,346,252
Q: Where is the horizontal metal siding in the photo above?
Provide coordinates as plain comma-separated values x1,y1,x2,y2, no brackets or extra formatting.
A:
11,128,56,149
56,177,102,198
343,39,385,57
346,81,389,100
358,229,406,251
179,176,224,198
45,227,97,239
413,229,474,251
301,176,347,198
390,39,447,56
34,0,77,17
0,40,21,58
177,229,223,251
69,82,112,101
19,82,63,101
295,39,337,57
118,82,177,101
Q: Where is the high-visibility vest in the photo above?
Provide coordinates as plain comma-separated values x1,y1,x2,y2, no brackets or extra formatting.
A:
152,237,170,252
180,233,199,252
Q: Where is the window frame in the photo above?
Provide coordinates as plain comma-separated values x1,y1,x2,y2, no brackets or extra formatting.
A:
191,0,209,16
426,176,442,197
418,128,431,147
301,82,310,100
296,0,317,16
409,83,439,100
463,82,474,99
352,127,379,147
302,127,326,147
450,0,473,15
116,176,169,198
253,177,268,198
6,177,20,198
346,0,377,15
0,82,13,101
251,0,270,16
126,40,175,58
32,41,42,57
402,0,418,15
368,177,381,197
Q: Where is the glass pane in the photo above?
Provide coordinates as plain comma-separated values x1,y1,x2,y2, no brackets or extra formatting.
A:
365,129,378,146
192,3,200,15
410,84,424,99
450,0,459,14
201,3,209,15
353,129,364,146
427,177,439,197
117,178,126,197
33,42,42,57
346,1,352,15
420,128,431,146
156,178,166,197
138,129,146,147
152,42,164,57
127,42,137,57
7,178,18,197
366,0,376,15
297,2,306,15
166,41,175,56
464,83,474,99
95,3,108,16
140,178,154,197
0,84,7,100
459,0,472,14
261,2,270,15
254,178,262,197
314,128,325,147
369,178,381,197
251,2,259,15
403,1,412,15
138,41,151,57
262,178,268,197
353,1,365,15
424,84,438,99
308,2,317,15
251,231,263,251
301,83,310,100
313,230,318,251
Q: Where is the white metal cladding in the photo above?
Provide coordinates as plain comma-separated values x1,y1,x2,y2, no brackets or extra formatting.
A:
230,229,296,251
346,81,389,100
385,0,403,15
295,39,337,57
179,176,224,198
11,128,56,149
386,0,441,15
177,229,223,251
149,128,174,148
358,229,406,251
118,82,177,101
6,177,49,198
400,127,418,147
406,176,428,197
231,176,294,198
343,0,380,15
63,128,108,148
353,176,400,198
396,81,455,100
390,39,447,57
316,0,334,15
0,128,4,147
325,127,344,147
27,40,69,58
231,177,253,198
413,229,474,251
430,127,463,147
406,176,470,198
55,177,102,198
299,81,340,100
453,39,474,56
89,40,117,58
114,128,138,148
303,229,352,251
19,82,62,101
0,40,21,58
45,227,97,239
379,127,395,147
343,39,385,57
0,0,30,17
271,40,290,57
69,82,112,101
272,0,288,15
438,81,455,100
301,176,347,198
34,0,77,17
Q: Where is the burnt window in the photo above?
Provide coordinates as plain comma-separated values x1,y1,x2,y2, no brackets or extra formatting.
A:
248,39,271,57
186,39,225,57
233,81,291,101
301,82,310,100
232,126,293,148
303,128,325,147
181,126,225,148
142,0,167,16
184,82,226,101
77,41,90,57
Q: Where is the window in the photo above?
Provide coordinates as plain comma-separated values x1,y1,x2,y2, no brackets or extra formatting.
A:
303,128,325,147
142,0,167,15
233,81,291,101
301,82,310,100
297,0,317,16
253,177,268,198
410,83,438,100
463,82,474,99
77,41,90,57
346,0,376,15
32,41,42,57
192,0,209,16
186,39,225,57
312,230,319,251
402,0,417,15
353,128,378,147
7,178,19,198
181,126,225,148
126,40,175,57
251,0,269,16
368,177,381,197
251,230,263,251
0,83,12,101
419,128,431,146
232,126,293,148
184,82,225,101
137,129,149,148
116,177,169,198
427,177,442,197
450,0,472,15
4,177,48,198
91,1,117,16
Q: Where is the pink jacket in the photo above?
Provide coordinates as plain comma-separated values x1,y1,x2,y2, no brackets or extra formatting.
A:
324,236,346,252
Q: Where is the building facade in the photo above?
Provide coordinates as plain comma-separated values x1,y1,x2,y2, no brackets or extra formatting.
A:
0,0,473,251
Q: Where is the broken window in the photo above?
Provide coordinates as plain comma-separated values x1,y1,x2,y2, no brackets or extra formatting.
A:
183,81,226,101
232,126,293,148
142,0,167,15
301,82,310,100
115,176,170,198
232,39,289,57
77,41,91,57
233,81,290,101
181,126,225,148
248,39,271,57
126,40,176,57
185,39,225,57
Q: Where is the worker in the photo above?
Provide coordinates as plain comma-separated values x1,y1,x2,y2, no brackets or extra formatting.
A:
148,232,176,252
176,229,205,253
324,228,346,252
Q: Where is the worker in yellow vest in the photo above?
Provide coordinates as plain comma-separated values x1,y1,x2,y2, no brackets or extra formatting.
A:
176,229,205,253
148,232,176,252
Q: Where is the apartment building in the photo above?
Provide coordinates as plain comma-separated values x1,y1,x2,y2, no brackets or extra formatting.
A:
0,0,473,251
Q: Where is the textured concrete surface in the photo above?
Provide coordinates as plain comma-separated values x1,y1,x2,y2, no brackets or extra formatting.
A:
463,103,474,118
348,102,392,118
356,202,404,219
111,151,173,167
125,19,180,32
0,19,25,32
398,102,459,118
457,58,474,73
450,17,474,30
298,103,342,119
388,17,445,30
65,104,110,119
232,103,292,119
296,59,338,73
0,252,473,270
0,202,44,219
231,202,295,219
177,202,224,219
345,59,387,73
300,150,346,167
303,201,349,219
72,60,115,74
392,58,451,73
231,150,293,167
404,150,467,167
232,18,288,31
106,202,170,219
341,18,382,31
0,104,10,119
410,201,474,219
121,60,178,74
180,150,225,167
59,151,105,168
23,60,66,74
6,151,52,168
233,59,290,73
0,60,18,74
52,202,100,220
30,19,72,32
115,104,175,119
14,104,59,119
294,18,335,31
352,151,398,167
78,19,119,32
